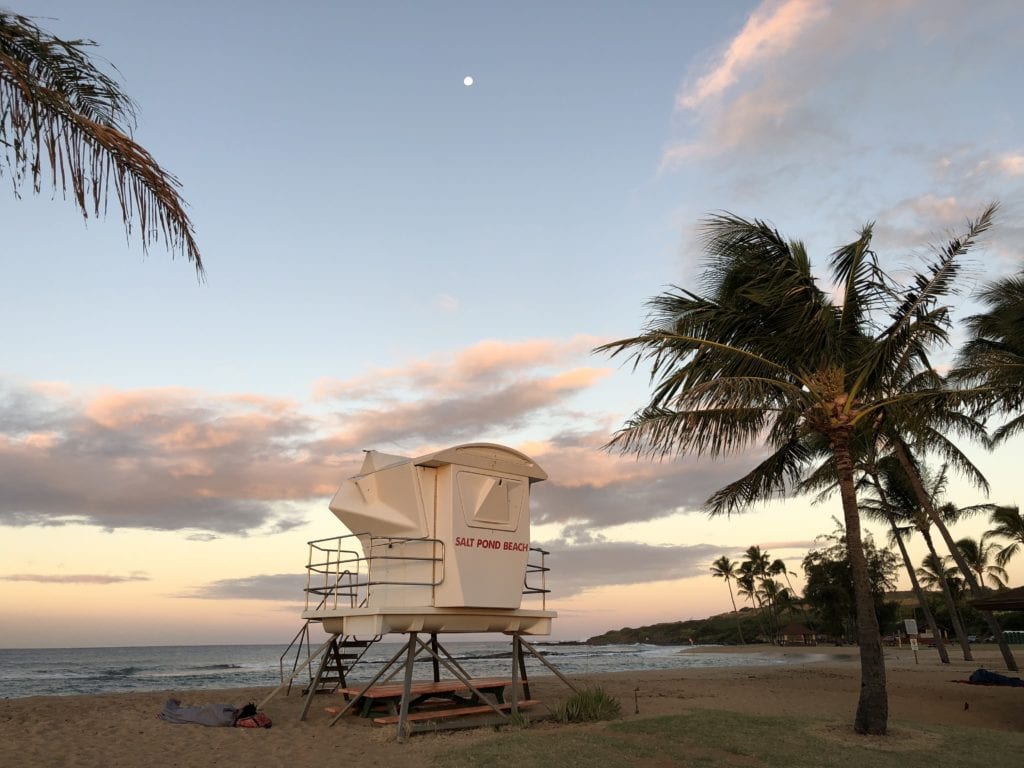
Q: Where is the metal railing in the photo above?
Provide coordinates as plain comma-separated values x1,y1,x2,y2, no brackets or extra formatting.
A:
304,533,446,611
523,546,550,610
305,533,553,612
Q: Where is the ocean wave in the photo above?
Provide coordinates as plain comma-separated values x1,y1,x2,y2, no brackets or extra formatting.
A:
188,664,244,671
99,667,143,678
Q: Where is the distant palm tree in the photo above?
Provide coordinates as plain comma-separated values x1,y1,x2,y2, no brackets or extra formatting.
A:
887,437,1018,671
879,462,974,660
956,535,1008,591
987,505,1024,569
849,452,951,664
600,206,995,734
710,555,746,644
1,11,202,274
743,546,771,582
916,552,964,598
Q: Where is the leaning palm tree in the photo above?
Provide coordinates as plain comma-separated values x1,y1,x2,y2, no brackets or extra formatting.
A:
886,435,1018,670
957,534,1008,590
710,555,746,644
846,454,952,664
599,205,995,735
880,462,974,660
0,11,202,274
987,505,1024,569
798,432,954,661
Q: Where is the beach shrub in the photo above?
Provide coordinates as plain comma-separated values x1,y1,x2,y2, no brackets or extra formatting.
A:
552,687,621,723
504,710,532,730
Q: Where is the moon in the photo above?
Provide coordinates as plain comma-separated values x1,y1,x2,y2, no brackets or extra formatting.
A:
463,76,474,87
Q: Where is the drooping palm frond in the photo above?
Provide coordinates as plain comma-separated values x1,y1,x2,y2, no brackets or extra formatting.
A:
606,402,770,460
953,270,1024,430
0,11,202,275
706,433,815,516
987,505,1024,568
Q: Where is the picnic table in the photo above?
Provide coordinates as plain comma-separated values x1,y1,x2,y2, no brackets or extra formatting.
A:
337,677,513,718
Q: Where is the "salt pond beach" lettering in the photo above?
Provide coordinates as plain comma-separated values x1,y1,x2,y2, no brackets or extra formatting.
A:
454,536,528,552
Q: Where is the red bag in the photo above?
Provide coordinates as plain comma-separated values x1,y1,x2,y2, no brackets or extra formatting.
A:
235,713,272,728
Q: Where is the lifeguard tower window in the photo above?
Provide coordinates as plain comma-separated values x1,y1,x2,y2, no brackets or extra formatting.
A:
457,472,524,532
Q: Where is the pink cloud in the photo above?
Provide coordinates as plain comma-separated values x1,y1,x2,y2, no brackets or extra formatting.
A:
313,335,604,401
662,0,937,168
1,336,621,533
677,0,829,111
971,153,1024,179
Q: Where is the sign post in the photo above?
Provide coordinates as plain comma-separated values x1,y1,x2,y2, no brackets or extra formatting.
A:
905,619,920,664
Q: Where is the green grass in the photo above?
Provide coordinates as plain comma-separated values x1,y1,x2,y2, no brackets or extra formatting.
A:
550,687,622,723
431,709,1024,768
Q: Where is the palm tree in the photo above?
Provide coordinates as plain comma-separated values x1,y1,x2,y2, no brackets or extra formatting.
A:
956,534,1008,590
887,437,1018,670
743,546,782,641
1,11,202,274
710,555,746,644
987,505,1024,569
799,434,952,661
850,455,951,664
599,205,995,735
878,462,974,659
916,552,963,596
758,577,789,642
743,546,771,583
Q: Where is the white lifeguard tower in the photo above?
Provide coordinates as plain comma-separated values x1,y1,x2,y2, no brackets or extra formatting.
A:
269,443,574,736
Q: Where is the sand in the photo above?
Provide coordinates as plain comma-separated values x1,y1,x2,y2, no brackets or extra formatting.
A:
2,644,1021,767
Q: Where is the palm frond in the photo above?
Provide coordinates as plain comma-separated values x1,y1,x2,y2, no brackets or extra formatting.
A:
0,11,203,275
706,435,814,516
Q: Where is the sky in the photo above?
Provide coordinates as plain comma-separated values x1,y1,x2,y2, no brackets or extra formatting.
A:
2,0,1024,648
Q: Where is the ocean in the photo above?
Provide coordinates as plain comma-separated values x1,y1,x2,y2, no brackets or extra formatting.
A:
0,642,797,700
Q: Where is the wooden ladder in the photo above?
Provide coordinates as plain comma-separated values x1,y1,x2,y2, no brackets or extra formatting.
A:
303,636,372,695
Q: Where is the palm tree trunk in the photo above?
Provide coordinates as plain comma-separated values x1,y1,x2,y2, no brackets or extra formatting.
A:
867,470,949,664
890,524,950,664
727,581,746,645
833,434,887,734
920,531,972,661
892,440,1018,671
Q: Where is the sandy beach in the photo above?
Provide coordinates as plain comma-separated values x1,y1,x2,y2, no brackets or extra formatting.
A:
2,644,1021,767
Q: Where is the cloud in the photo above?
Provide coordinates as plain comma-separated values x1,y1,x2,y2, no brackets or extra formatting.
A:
526,429,774,529
0,337,616,534
663,0,834,168
178,573,305,601
970,153,1024,179
313,336,603,401
0,384,324,534
1,336,800,541
1,572,150,584
660,0,1009,171
872,194,1009,263
996,155,1024,177
538,539,723,597
185,543,719,602
437,294,459,312
677,0,829,111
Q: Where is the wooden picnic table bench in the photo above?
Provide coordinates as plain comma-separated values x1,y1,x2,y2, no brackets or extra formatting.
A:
337,677,513,717
371,699,541,726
